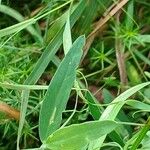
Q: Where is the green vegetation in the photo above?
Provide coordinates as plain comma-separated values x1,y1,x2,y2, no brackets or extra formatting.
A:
0,0,150,150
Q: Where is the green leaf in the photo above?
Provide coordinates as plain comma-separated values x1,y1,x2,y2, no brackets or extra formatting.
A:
126,100,150,110
0,5,43,43
134,49,150,66
100,82,150,120
45,120,118,150
85,90,102,120
0,82,48,90
63,16,72,55
45,10,68,43
17,90,30,150
86,90,125,147
74,0,98,35
130,117,150,150
89,82,150,149
25,0,86,85
0,18,36,38
0,1,72,42
102,89,131,145
39,36,85,141
125,0,134,30
17,1,86,148
135,35,150,44
126,61,142,85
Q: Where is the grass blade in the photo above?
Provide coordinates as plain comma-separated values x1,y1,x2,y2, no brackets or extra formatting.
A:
0,5,43,43
85,90,102,120
17,90,30,150
0,18,36,38
25,0,86,85
63,16,72,55
126,100,150,110
100,82,150,120
88,82,150,149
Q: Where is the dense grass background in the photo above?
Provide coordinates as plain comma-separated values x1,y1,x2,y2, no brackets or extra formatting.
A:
0,0,150,150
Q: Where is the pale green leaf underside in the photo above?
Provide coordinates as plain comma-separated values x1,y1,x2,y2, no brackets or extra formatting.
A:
45,120,118,150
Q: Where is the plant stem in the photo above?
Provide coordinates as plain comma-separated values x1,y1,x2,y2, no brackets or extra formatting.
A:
115,10,128,89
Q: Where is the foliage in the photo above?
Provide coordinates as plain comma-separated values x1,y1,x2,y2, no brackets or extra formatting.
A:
0,0,150,150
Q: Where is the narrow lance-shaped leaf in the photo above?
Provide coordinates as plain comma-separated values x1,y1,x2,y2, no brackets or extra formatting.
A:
100,82,150,120
0,5,43,43
89,82,150,149
45,120,118,150
85,90,102,120
0,19,35,38
25,0,86,85
39,36,85,141
87,89,125,147
0,1,71,39
125,0,134,30
126,100,150,110
17,90,30,150
63,14,72,55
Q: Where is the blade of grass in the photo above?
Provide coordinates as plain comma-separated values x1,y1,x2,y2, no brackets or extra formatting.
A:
63,1,73,55
0,0,72,39
85,91,102,120
88,82,150,149
130,117,150,150
0,82,48,90
17,90,30,150
25,0,86,85
134,49,150,66
126,100,150,110
0,18,36,38
0,5,43,43
125,0,134,30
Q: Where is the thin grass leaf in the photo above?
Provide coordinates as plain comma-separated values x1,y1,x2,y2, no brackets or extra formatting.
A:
25,0,86,85
100,82,150,120
130,117,150,150
45,120,118,150
135,35,150,44
74,0,98,35
126,100,150,110
88,82,150,149
63,16,72,55
0,5,43,43
39,36,85,141
0,1,72,40
0,18,36,38
17,90,30,150
86,90,125,147
125,0,134,30
85,90,102,120
103,89,128,146
0,82,48,90
145,71,150,79
134,49,150,66
45,11,68,43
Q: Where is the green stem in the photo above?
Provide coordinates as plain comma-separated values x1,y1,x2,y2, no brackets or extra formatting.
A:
130,117,150,150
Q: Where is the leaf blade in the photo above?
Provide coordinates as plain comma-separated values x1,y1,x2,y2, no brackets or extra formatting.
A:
39,36,85,141
45,120,118,150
